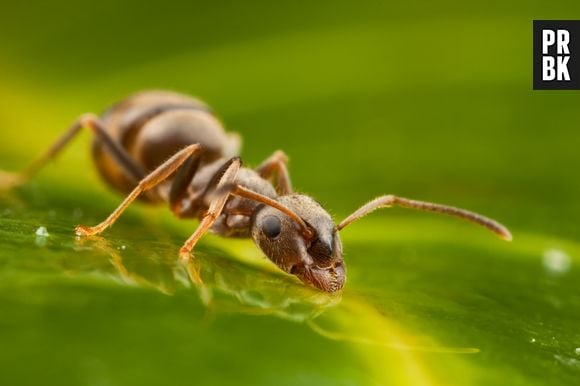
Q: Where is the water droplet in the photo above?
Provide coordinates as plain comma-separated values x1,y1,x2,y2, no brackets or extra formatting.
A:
543,248,571,274
35,226,49,247
35,226,49,237
575,348,580,356
530,338,536,343
117,245,127,251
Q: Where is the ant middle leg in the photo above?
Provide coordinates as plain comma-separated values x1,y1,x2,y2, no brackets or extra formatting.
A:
255,150,292,195
179,157,241,260
75,144,202,236
0,114,145,189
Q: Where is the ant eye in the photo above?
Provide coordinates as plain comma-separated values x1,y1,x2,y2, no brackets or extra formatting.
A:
261,215,281,239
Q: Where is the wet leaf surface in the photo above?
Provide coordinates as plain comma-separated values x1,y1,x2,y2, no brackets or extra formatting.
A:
1,185,579,386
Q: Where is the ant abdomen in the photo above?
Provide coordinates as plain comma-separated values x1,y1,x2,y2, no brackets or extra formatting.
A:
92,90,239,201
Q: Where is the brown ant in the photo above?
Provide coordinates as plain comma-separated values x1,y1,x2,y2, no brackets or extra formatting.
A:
0,90,512,292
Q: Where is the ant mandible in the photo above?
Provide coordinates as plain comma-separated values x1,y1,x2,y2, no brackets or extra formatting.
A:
0,90,511,292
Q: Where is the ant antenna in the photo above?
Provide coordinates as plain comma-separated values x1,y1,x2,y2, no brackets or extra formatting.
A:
337,195,512,241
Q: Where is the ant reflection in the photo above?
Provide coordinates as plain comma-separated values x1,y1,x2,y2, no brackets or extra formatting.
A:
71,236,478,355
73,235,341,323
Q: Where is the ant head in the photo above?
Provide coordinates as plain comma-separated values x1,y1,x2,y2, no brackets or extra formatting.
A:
239,185,510,293
251,194,345,293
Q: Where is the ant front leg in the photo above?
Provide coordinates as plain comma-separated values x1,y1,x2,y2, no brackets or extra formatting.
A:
75,144,202,236
179,157,241,261
255,150,292,195
0,114,145,189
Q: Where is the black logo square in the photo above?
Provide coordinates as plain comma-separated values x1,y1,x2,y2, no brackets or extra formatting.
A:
533,20,580,90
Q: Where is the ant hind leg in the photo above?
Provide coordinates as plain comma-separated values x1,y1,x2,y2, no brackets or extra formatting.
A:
0,114,145,190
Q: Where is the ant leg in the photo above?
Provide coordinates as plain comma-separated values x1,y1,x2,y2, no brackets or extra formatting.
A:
255,150,292,194
0,114,145,189
179,157,241,260
168,154,202,215
75,144,202,236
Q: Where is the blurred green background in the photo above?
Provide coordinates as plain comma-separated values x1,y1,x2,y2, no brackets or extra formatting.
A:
1,1,579,386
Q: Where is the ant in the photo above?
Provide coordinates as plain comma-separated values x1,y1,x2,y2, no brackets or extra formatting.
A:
0,90,512,292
